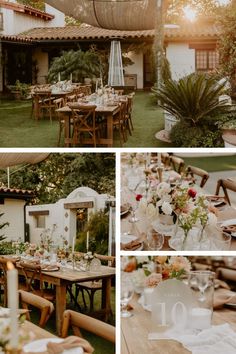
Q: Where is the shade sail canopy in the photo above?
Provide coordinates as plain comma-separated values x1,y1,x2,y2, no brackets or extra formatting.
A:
45,0,158,30
0,153,49,168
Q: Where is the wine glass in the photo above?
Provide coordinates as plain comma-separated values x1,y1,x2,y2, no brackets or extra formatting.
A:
121,276,134,318
147,229,164,250
191,271,213,302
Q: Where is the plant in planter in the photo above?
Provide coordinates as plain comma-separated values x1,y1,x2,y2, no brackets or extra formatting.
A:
8,80,30,100
215,106,236,146
155,73,229,147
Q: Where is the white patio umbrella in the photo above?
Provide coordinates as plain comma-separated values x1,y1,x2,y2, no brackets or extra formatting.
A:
0,153,49,168
0,153,49,188
45,0,162,30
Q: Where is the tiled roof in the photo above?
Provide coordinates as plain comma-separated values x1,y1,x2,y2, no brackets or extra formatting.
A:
0,187,34,198
0,21,219,43
0,0,54,21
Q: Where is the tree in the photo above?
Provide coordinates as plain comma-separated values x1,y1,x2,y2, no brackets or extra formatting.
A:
17,0,45,10
217,5,236,86
47,48,101,83
0,213,9,242
0,154,115,204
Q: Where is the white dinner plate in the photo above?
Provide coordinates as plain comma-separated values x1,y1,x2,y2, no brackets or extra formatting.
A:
23,339,83,354
221,219,236,227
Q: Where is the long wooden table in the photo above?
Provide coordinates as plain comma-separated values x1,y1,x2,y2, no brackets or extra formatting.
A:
57,104,120,147
16,264,115,335
22,321,56,340
121,294,236,354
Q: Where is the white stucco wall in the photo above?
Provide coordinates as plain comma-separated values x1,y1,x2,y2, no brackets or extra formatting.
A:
33,48,49,84
166,43,195,80
26,187,110,245
0,199,25,241
0,4,65,36
125,51,143,89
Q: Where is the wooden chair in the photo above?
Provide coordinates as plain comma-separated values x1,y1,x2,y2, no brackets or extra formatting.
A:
170,155,185,174
124,95,134,134
185,165,209,188
216,267,236,290
61,310,115,344
113,100,127,146
75,255,115,312
161,153,170,167
67,94,77,103
18,290,54,328
215,179,236,205
54,98,66,146
19,261,55,301
33,91,55,122
0,257,17,307
71,104,100,147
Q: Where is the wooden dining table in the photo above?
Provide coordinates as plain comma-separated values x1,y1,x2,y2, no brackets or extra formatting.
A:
121,294,236,354
16,264,115,335
22,320,56,340
57,104,120,147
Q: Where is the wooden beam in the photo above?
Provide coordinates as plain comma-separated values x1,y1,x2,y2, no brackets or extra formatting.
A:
64,202,94,209
28,210,49,216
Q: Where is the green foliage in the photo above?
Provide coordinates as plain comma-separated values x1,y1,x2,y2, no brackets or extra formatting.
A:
0,213,9,242
0,154,115,204
217,6,236,84
76,210,109,255
155,73,227,126
7,80,30,98
215,106,236,130
0,242,14,255
170,120,223,147
17,0,45,10
48,49,101,83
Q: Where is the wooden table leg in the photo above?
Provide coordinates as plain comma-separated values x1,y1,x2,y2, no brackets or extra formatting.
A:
102,277,112,322
56,282,67,335
106,114,113,147
63,114,72,147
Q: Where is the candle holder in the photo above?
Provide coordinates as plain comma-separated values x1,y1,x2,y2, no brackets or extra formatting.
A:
157,166,164,183
5,345,22,354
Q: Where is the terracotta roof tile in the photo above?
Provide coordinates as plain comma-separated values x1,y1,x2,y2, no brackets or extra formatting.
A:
0,187,34,196
0,21,219,43
0,0,54,20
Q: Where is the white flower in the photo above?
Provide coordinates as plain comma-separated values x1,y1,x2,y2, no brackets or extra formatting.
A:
156,182,171,198
146,203,157,219
132,268,146,288
138,198,148,213
208,212,217,226
161,201,173,215
136,256,149,264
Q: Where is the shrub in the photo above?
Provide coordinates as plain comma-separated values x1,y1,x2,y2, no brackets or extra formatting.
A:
170,121,224,147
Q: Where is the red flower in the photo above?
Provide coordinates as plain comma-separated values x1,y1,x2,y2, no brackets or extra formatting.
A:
136,194,143,202
188,188,197,198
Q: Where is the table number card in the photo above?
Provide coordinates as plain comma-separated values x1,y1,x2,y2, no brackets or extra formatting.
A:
148,279,197,340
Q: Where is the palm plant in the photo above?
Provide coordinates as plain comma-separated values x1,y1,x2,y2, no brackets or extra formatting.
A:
48,49,101,83
155,73,228,126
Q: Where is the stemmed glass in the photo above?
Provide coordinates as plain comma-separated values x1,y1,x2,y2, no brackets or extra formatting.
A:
121,276,134,318
147,229,164,250
190,271,213,302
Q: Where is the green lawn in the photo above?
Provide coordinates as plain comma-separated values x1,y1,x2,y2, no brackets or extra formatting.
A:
0,92,170,147
178,154,236,172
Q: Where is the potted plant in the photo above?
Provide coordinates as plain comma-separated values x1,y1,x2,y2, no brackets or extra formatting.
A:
216,106,236,146
154,73,229,147
8,80,30,100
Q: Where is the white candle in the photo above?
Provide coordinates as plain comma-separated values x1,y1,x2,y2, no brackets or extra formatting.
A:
58,72,61,82
72,236,75,254
70,73,72,82
7,262,19,348
144,287,154,308
158,153,162,167
160,302,166,326
190,307,212,330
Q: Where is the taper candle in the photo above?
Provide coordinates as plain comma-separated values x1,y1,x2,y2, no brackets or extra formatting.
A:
7,262,19,348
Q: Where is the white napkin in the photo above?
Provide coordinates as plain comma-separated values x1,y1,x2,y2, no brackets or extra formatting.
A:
148,316,236,353
172,324,236,354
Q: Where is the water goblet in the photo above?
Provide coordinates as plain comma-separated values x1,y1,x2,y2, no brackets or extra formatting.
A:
147,229,164,250
121,277,134,318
